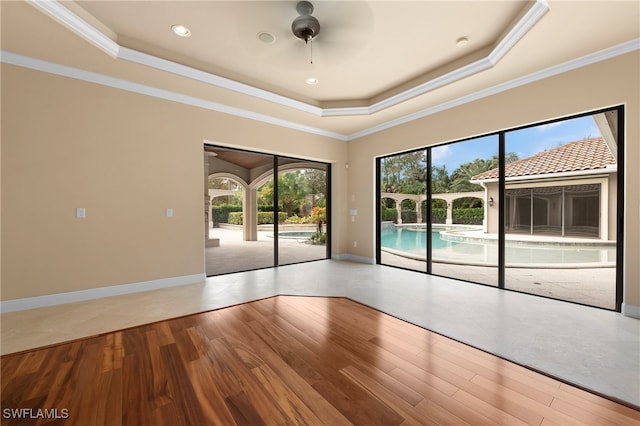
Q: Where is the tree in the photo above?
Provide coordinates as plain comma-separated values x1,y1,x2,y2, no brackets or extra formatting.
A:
450,158,495,192
258,178,275,207
381,151,427,194
304,169,326,209
278,171,306,216
431,165,452,194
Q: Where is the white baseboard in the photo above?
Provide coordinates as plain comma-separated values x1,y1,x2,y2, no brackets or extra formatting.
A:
0,274,206,314
621,303,640,319
332,253,376,264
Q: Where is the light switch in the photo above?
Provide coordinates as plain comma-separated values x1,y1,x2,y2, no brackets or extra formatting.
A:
165,208,173,217
350,209,358,216
76,207,86,218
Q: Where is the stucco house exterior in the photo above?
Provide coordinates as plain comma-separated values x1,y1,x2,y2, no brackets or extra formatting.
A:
471,137,617,240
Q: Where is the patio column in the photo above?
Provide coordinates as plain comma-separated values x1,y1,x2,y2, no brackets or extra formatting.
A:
416,196,423,223
396,200,403,224
446,202,453,225
243,187,258,241
204,152,219,247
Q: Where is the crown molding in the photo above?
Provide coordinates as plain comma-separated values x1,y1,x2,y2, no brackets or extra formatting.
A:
489,0,550,64
324,0,550,117
28,0,549,117
2,38,637,142
117,47,324,116
347,38,640,140
29,0,120,57
0,50,348,141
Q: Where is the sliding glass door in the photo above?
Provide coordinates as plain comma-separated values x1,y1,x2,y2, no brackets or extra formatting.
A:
205,146,330,276
377,106,622,310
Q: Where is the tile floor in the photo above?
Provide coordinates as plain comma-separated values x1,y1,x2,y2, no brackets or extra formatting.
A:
1,260,638,409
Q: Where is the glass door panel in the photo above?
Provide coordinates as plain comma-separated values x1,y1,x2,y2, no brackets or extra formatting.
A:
205,146,275,275
277,158,329,266
430,136,499,286
379,150,427,272
503,112,618,309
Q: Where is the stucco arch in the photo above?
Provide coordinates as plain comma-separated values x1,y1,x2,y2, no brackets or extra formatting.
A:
208,173,249,202
210,163,328,242
250,161,326,190
382,191,484,224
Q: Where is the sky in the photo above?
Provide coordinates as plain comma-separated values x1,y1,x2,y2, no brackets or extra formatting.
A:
431,115,601,172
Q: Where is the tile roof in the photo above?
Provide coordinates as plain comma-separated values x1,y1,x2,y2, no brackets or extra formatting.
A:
471,137,616,180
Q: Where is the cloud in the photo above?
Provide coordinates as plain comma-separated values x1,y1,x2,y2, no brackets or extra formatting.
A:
431,145,451,163
537,122,562,132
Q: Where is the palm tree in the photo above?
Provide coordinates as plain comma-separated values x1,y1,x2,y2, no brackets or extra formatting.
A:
450,158,495,192
278,171,306,216
431,165,452,194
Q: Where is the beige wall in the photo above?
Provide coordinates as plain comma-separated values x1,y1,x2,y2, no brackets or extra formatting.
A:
1,64,348,300
348,51,639,308
2,51,638,310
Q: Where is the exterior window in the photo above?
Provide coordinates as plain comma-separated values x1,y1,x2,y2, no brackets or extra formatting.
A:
505,184,600,237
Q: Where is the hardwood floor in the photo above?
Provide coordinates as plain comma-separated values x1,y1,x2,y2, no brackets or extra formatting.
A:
1,296,638,425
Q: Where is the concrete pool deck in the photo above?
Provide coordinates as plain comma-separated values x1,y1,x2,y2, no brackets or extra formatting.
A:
445,228,616,245
381,251,616,310
206,227,327,276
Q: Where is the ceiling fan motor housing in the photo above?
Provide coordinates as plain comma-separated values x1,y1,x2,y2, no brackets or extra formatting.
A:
292,1,320,43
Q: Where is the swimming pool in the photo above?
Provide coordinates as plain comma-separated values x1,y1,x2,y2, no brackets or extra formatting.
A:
381,226,616,267
274,231,315,239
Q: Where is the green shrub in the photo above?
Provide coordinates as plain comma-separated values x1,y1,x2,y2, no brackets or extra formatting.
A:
228,212,243,225
431,208,446,223
401,210,417,223
453,208,484,225
309,231,327,244
227,211,289,225
381,204,398,222
284,214,309,224
211,204,242,226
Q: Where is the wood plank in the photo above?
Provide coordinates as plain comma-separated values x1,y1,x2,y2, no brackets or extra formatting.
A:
228,310,352,425
1,296,637,425
250,364,324,425
243,311,403,424
388,367,501,426
556,383,640,423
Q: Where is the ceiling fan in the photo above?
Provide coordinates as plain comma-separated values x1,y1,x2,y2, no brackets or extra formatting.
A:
291,1,320,45
259,0,373,68
291,1,320,63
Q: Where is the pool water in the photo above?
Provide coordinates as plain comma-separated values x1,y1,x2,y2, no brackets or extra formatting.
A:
276,231,315,239
380,227,616,266
380,227,452,251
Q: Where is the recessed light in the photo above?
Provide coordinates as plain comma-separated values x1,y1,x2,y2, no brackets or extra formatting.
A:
257,31,276,44
306,77,318,85
171,24,191,37
456,36,469,47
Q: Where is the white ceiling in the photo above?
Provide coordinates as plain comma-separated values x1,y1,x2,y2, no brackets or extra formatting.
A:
1,1,639,139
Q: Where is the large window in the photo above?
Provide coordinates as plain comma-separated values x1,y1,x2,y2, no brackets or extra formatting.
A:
377,107,622,310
